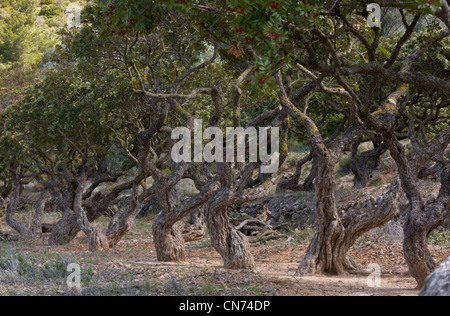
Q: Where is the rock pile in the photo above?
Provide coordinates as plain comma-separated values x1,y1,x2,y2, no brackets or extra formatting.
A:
228,194,317,231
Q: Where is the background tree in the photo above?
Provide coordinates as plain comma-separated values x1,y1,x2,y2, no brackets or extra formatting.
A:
0,0,57,68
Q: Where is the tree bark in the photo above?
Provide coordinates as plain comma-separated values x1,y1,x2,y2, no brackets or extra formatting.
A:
153,218,186,261
69,174,151,252
181,206,207,242
276,153,316,193
275,71,374,275
150,163,219,262
203,162,273,271
29,189,50,237
383,134,449,287
45,178,81,245
151,184,214,261
298,167,406,276
5,175,27,236
403,165,450,287
152,183,188,262
48,208,80,245
351,139,387,188
5,175,51,238
47,175,144,246
206,201,256,270
298,157,355,275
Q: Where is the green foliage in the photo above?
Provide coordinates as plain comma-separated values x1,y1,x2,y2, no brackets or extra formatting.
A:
0,245,70,285
0,0,59,69
429,229,450,246
0,0,447,187
39,4,64,19
0,37,138,180
337,154,353,177
285,225,317,245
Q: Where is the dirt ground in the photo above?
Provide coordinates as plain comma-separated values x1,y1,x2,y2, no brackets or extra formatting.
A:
1,222,448,296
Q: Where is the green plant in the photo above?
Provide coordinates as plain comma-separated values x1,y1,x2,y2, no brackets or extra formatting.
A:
39,5,64,19
429,229,450,246
0,0,59,69
0,246,69,285
287,139,309,154
286,225,316,245
337,154,352,177
163,276,186,295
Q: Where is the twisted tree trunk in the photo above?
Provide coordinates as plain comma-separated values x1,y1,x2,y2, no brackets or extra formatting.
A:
29,189,51,237
153,218,186,261
152,184,217,261
48,209,79,245
383,130,450,287
351,139,387,188
152,182,188,261
5,174,51,238
276,153,317,193
5,175,25,235
203,171,273,270
298,157,355,275
70,174,152,252
181,206,207,242
298,162,406,275
47,184,80,245
206,200,256,270
47,175,143,246
274,71,374,275
403,166,450,287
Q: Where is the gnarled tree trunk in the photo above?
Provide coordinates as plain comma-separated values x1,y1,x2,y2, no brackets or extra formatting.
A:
153,218,186,261
48,185,81,245
152,181,215,261
403,166,450,287
203,163,273,271
206,201,256,270
5,175,27,236
48,209,83,245
29,189,50,237
47,175,144,246
351,139,387,188
69,174,152,252
383,131,450,287
298,160,406,276
152,183,188,262
181,206,207,242
276,153,317,193
5,175,51,238
298,157,355,275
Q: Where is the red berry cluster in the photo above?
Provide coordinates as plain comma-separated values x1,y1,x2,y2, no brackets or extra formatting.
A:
236,27,246,34
269,1,279,10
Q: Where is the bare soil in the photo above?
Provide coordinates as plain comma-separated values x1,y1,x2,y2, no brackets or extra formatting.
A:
0,156,447,296
1,223,448,296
